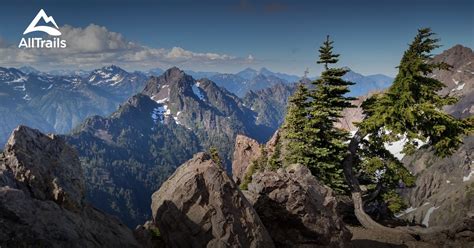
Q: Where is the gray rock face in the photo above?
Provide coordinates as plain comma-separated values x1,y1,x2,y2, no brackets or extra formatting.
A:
335,94,373,132
3,126,85,211
231,131,282,185
232,134,262,185
433,45,474,119
399,45,474,229
244,164,352,248
0,126,139,248
400,136,474,228
151,152,275,248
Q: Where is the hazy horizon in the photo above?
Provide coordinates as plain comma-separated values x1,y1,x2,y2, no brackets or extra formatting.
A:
0,0,472,77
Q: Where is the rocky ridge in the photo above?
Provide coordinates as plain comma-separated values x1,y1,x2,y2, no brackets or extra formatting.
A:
0,126,139,248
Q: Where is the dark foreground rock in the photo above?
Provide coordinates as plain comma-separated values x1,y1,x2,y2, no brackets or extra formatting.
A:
150,152,275,248
0,126,139,248
244,164,352,248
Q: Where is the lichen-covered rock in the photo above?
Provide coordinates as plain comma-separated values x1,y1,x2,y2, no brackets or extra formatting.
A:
151,152,275,248
0,126,140,248
245,164,352,247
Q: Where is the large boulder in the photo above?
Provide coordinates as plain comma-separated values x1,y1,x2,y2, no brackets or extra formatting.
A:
244,164,352,247
151,152,275,248
2,125,85,211
0,126,139,248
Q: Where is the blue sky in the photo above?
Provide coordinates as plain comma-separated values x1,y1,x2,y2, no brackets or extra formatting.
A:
0,0,472,76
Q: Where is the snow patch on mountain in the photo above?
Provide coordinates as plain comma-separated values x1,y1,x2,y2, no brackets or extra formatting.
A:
384,135,426,160
89,75,96,82
151,105,170,124
109,75,124,86
395,206,417,218
463,169,474,182
13,85,26,91
42,84,53,90
422,206,439,227
152,87,170,104
452,83,465,91
10,75,27,83
385,138,407,160
192,81,205,101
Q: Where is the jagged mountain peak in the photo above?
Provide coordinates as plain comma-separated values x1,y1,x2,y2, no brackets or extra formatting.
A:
18,66,41,75
142,67,195,101
240,67,258,73
7,125,52,145
0,67,26,79
445,44,472,53
164,66,184,76
434,44,473,68
237,67,259,80
102,64,126,72
89,65,127,78
84,64,148,101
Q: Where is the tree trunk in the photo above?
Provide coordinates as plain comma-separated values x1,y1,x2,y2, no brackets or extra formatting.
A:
343,130,406,233
363,181,382,203
342,130,446,236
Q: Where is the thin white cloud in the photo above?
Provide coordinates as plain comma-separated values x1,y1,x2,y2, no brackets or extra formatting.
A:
0,24,254,70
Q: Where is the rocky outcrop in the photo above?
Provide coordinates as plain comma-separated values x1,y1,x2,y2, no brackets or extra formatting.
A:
400,136,474,228
151,152,275,248
3,126,85,211
232,131,282,185
244,164,352,247
0,126,139,248
433,45,474,119
232,135,262,184
335,94,372,132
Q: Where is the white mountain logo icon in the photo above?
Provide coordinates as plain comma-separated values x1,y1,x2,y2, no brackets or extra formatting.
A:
23,9,61,36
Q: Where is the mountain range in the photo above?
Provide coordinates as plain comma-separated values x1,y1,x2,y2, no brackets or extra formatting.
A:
0,65,393,147
0,44,470,232
64,67,283,226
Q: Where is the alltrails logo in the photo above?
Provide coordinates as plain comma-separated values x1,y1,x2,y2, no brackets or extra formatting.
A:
19,9,67,49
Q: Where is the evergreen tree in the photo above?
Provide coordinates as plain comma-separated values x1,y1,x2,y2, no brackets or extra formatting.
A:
358,28,467,157
268,140,282,170
342,28,472,229
281,83,310,166
304,35,355,193
209,147,223,167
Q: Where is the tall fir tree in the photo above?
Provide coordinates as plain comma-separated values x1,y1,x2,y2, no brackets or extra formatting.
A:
281,83,311,166
304,35,355,193
282,36,355,193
